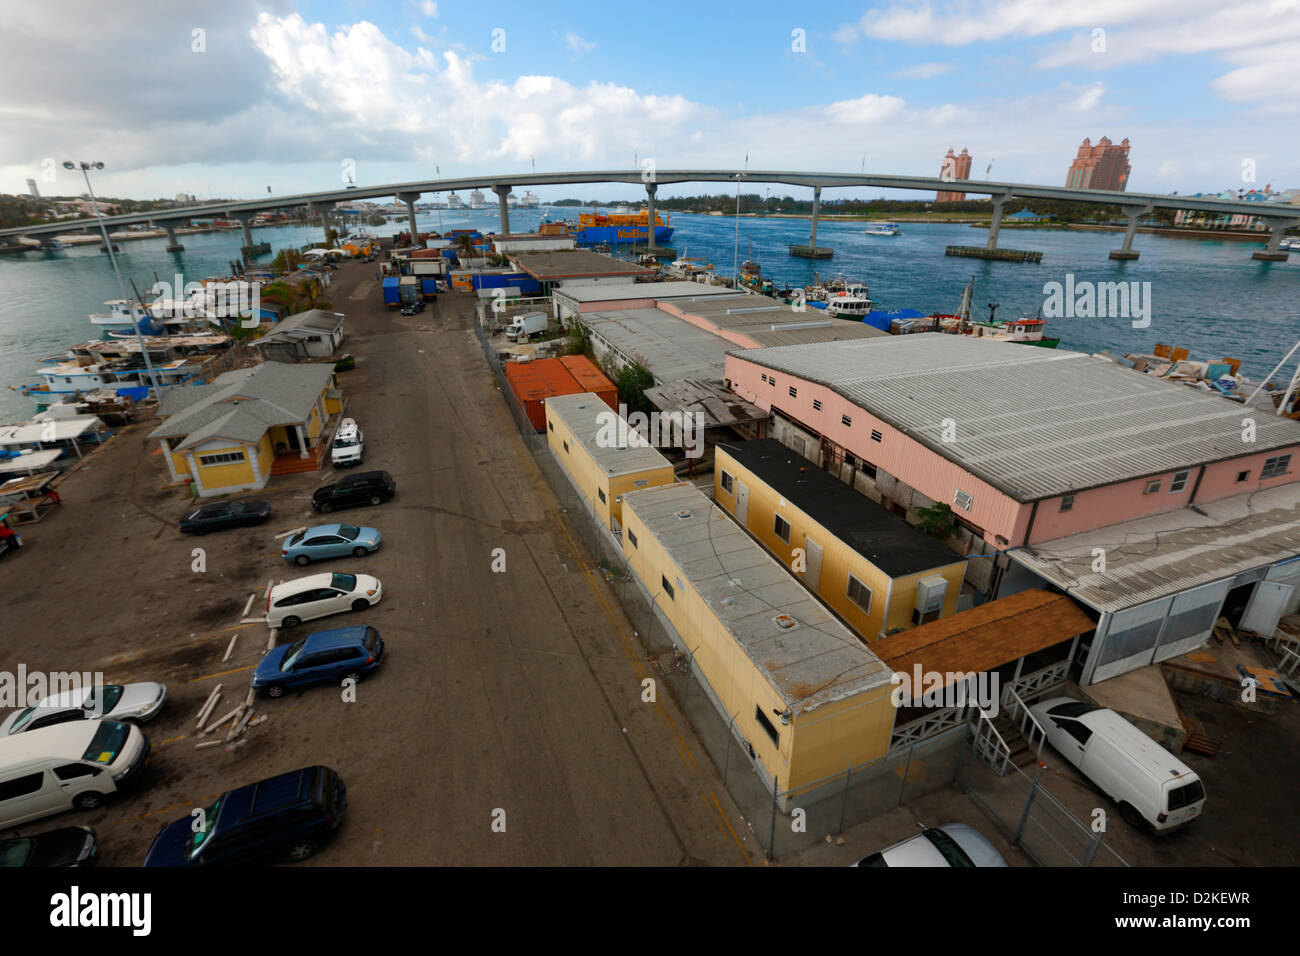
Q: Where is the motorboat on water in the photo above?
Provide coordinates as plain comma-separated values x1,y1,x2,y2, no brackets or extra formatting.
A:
863,222,901,236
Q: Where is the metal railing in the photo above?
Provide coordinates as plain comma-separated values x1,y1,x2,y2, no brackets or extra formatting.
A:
889,703,977,751
1003,687,1047,762
973,710,1012,776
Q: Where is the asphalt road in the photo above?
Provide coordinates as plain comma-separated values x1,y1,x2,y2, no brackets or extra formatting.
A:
0,260,756,866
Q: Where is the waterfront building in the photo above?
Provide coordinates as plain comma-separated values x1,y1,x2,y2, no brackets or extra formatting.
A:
1065,136,1131,191
935,147,972,203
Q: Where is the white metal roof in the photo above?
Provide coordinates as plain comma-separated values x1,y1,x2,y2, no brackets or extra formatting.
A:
621,483,893,714
1012,482,1300,612
729,334,1300,501
543,393,672,477
555,281,735,304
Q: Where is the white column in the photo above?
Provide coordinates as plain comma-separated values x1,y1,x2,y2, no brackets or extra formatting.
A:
295,424,308,459
185,451,206,495
247,442,263,484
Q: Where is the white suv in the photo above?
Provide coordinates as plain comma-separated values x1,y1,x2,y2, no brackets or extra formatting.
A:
266,571,383,629
331,419,364,467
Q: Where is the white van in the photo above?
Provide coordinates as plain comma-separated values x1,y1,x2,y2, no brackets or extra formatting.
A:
1030,697,1205,833
0,719,150,829
331,419,364,467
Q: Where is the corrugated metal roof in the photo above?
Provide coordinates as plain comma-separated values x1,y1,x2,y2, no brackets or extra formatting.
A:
544,393,671,477
622,483,893,714
730,334,1300,501
1011,482,1300,611
555,281,734,303
582,308,731,382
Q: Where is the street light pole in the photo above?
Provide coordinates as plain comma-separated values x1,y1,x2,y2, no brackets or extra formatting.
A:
65,160,160,397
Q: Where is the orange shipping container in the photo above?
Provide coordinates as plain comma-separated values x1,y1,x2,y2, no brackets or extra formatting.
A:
558,355,618,411
503,359,585,431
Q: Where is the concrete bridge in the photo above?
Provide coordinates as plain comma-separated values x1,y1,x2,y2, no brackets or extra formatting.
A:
4,169,1297,262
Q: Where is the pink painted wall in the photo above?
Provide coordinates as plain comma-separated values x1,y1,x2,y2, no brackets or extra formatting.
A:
726,354,1031,545
657,301,761,349
726,354,1300,547
578,298,655,312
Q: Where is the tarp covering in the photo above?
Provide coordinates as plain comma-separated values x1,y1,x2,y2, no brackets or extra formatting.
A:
863,308,926,332
115,386,150,401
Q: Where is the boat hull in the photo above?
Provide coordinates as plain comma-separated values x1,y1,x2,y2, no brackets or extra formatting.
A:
576,225,674,245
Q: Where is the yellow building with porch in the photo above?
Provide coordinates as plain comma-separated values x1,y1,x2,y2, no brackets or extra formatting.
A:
149,362,342,497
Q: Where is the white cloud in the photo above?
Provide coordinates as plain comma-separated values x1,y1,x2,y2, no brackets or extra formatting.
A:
895,62,952,79
565,31,596,55
1210,39,1300,111
1070,81,1106,111
921,103,976,124
420,0,438,15
825,93,907,124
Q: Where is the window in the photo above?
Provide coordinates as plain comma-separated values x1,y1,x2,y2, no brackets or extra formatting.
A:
562,440,569,453
661,575,674,600
548,421,554,431
754,706,780,747
870,430,882,442
812,399,822,411
0,772,45,801
597,488,606,503
627,529,638,549
720,471,734,495
198,450,246,466
1170,469,1190,493
846,574,872,613
761,374,768,383
1056,718,1093,747
788,386,797,398
773,514,791,544
53,763,101,781
1262,454,1292,479
1060,494,1075,512
841,414,852,427
1237,470,1251,483
1144,480,1162,495
769,377,775,388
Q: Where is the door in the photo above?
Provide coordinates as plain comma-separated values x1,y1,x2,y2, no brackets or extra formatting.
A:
1240,581,1294,637
736,481,750,527
0,770,61,825
803,536,823,592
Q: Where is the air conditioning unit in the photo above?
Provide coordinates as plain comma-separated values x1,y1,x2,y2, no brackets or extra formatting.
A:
953,490,973,511
913,575,948,625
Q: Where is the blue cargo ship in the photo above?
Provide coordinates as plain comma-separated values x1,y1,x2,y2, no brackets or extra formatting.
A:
574,210,673,245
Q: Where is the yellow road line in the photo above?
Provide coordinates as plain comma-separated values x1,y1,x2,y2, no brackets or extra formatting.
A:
186,664,254,683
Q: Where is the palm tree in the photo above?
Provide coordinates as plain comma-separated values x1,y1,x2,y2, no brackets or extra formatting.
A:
453,234,477,261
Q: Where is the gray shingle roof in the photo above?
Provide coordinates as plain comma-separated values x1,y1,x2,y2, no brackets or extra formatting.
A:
148,362,334,449
729,334,1300,502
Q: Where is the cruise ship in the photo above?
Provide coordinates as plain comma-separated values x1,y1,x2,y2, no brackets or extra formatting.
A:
574,208,673,245
520,190,541,208
469,189,488,209
447,192,463,209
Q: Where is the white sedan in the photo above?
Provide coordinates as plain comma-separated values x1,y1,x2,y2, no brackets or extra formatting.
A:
853,823,1008,867
1,682,168,735
266,571,383,629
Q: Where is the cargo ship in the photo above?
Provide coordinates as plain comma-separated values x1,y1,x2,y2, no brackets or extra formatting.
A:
574,208,673,245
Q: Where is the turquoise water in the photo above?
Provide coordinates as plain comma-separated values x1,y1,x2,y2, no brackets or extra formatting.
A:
1,207,1297,423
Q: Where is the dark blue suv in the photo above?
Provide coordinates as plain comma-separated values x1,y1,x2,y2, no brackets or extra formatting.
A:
143,766,346,866
250,626,384,698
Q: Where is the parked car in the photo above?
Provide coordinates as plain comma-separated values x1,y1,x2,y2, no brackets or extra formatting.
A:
179,499,272,534
854,823,1008,867
1029,697,1205,833
0,720,150,829
251,626,385,698
400,301,425,316
143,766,347,866
0,825,98,867
265,571,383,629
281,524,381,566
1,682,168,736
311,471,396,514
331,418,364,467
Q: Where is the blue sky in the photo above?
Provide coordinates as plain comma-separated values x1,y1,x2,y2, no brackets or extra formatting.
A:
3,0,1299,201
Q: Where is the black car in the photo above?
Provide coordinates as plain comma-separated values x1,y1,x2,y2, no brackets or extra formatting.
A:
179,499,272,534
311,471,396,513
400,301,425,316
143,766,346,866
0,826,98,867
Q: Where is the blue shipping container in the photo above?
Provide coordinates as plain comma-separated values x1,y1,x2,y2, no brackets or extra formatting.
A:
382,276,401,306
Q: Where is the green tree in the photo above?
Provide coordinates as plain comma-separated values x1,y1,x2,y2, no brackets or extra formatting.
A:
915,501,955,539
613,362,655,415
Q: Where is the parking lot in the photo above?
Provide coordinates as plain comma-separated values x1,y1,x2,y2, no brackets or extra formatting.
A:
0,261,758,866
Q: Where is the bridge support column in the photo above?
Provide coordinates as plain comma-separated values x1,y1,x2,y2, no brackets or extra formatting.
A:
645,182,657,250
310,202,335,247
1252,219,1297,261
789,186,833,258
1110,203,1152,260
396,192,421,248
985,195,1007,250
231,212,269,260
162,222,184,252
492,185,511,236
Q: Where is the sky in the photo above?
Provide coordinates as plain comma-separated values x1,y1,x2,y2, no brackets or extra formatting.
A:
3,0,1299,203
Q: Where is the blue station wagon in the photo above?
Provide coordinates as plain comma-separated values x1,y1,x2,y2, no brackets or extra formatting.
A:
281,524,382,566
250,626,385,698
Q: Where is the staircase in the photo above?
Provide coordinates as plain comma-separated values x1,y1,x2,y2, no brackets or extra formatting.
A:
270,445,326,476
991,714,1039,771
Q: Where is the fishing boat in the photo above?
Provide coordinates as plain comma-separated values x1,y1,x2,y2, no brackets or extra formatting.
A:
936,278,1059,347
863,222,901,237
825,288,874,319
663,248,714,280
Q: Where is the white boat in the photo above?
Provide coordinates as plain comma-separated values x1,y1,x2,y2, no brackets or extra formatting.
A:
469,189,488,209
863,222,901,236
447,192,463,209
825,292,874,319
520,191,541,208
88,300,150,330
